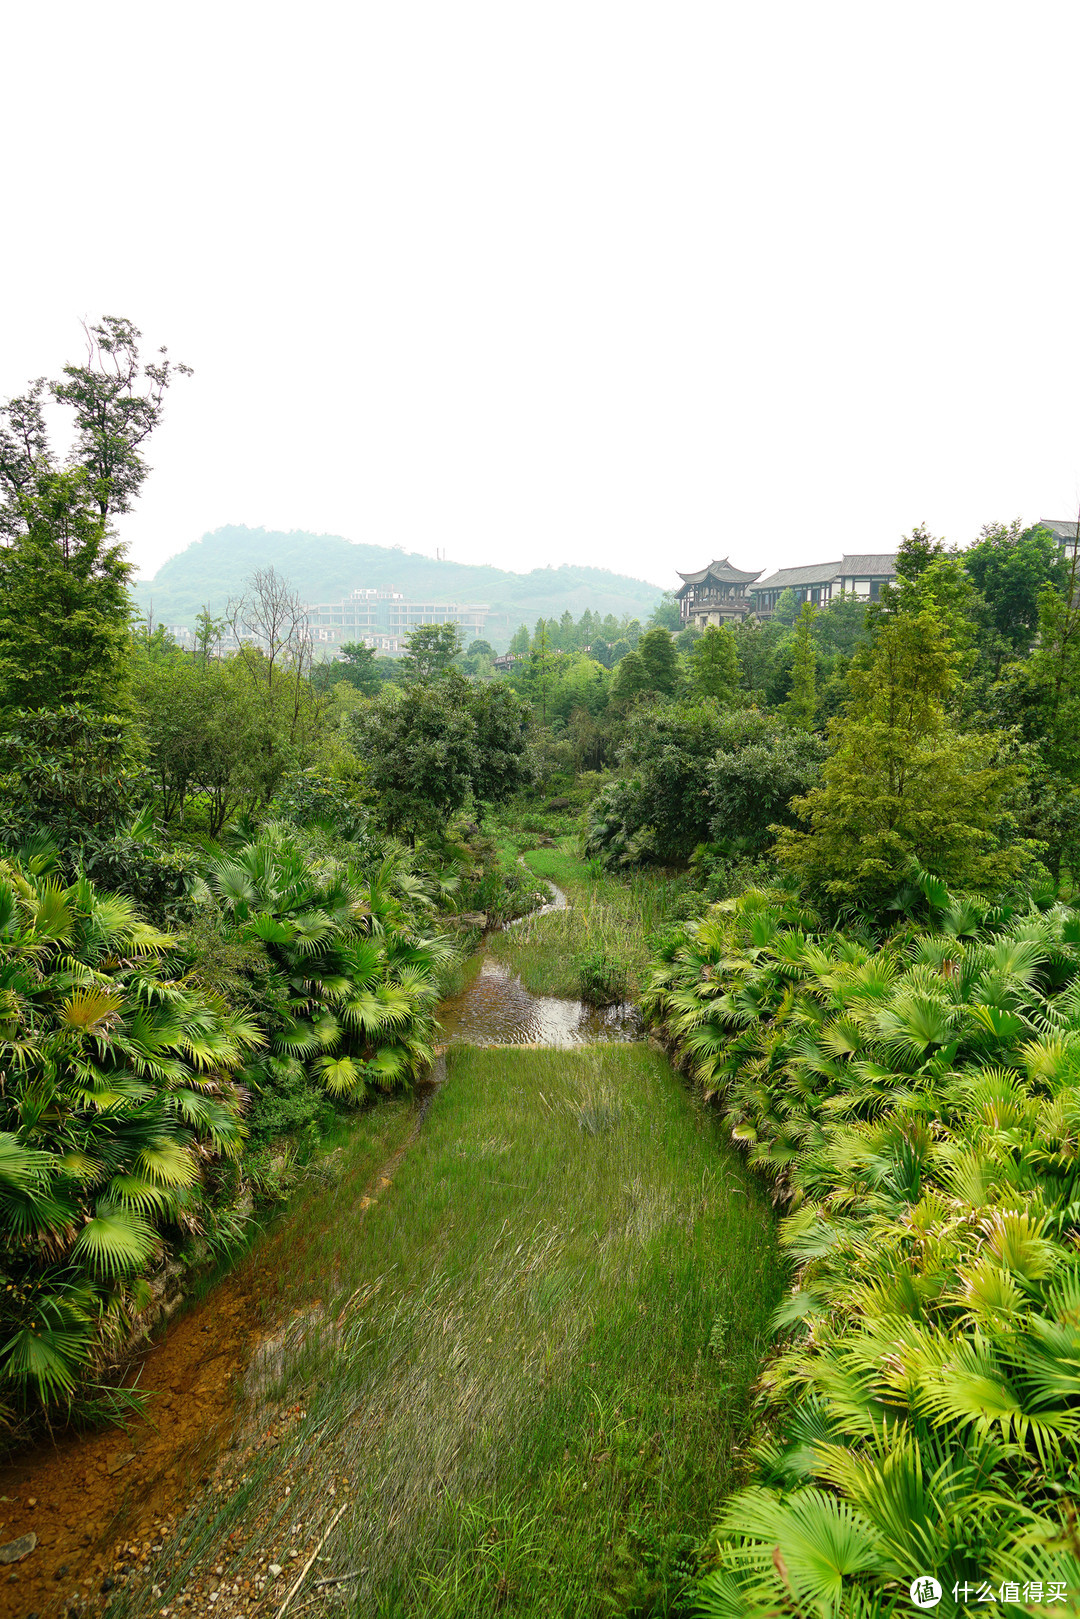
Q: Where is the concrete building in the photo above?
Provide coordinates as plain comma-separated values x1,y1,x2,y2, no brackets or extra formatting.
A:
304,589,490,655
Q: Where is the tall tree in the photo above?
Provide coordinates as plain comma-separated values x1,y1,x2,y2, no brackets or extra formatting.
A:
637,626,680,695
0,316,190,534
775,604,1026,909
0,469,131,718
784,602,818,730
400,621,463,682
0,318,189,720
963,520,1067,657
690,624,740,702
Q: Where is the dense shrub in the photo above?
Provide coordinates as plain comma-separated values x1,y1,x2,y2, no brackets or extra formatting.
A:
585,704,805,868
0,853,256,1430
645,885,1080,1613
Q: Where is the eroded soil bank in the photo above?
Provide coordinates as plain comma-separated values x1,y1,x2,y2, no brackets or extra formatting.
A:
0,1098,414,1619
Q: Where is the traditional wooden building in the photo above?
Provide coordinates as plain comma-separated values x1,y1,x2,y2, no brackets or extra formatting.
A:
676,559,763,628
747,554,898,618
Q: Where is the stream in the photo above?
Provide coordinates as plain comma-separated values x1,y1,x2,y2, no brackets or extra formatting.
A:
0,870,644,1619
437,877,642,1046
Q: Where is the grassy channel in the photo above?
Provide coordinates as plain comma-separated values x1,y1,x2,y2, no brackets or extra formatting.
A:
118,1043,783,1618
487,844,689,1001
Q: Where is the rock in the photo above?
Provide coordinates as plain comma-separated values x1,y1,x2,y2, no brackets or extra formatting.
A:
268,1563,283,1577
0,1533,35,1564
545,796,572,812
458,912,487,927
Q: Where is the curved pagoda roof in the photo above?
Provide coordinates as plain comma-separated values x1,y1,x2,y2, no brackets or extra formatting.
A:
676,558,762,594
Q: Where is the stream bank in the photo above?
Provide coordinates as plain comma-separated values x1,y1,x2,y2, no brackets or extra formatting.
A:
3,845,781,1619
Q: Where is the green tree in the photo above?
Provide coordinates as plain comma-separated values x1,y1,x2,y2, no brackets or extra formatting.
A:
400,621,463,682
351,680,477,838
336,641,381,692
707,728,826,851
647,592,683,632
586,703,778,865
963,520,1067,657
775,605,1026,909
689,624,740,701
0,705,140,849
509,623,530,655
349,671,530,837
194,604,226,664
1010,547,1080,782
463,677,535,819
784,602,817,730
0,469,132,719
610,649,649,705
637,626,680,696
772,587,799,626
226,568,325,801
814,593,868,657
0,316,190,535
134,656,260,833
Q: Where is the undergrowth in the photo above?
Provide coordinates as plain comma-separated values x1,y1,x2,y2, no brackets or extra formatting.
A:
112,1044,783,1618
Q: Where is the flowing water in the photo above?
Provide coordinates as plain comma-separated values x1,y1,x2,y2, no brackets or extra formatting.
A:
437,877,642,1046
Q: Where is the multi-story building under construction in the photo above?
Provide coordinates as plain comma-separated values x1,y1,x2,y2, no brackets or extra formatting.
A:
304,589,490,655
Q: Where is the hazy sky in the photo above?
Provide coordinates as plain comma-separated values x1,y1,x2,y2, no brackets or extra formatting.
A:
5,1,1080,591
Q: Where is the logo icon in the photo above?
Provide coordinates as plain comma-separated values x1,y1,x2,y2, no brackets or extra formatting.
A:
910,1577,942,1609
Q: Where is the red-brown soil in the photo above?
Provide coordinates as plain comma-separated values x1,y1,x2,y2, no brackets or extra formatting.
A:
0,1257,276,1619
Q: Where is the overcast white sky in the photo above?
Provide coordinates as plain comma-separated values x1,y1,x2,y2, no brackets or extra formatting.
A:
4,1,1080,591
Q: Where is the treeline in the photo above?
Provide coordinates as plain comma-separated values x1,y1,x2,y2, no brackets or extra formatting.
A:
0,322,538,1435
593,526,1080,1605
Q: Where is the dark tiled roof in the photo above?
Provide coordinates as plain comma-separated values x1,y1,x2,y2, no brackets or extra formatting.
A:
840,553,898,575
753,560,842,591
1037,518,1080,544
677,558,762,588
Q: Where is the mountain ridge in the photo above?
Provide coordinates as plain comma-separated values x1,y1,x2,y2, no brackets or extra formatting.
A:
133,525,668,649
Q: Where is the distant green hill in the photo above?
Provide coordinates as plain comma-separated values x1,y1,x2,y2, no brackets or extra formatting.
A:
134,526,666,650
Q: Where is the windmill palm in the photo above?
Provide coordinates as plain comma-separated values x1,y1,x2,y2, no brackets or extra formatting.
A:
0,854,258,1425
646,886,1080,1614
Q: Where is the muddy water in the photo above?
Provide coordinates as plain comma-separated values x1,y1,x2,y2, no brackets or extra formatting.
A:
438,955,641,1045
438,876,642,1046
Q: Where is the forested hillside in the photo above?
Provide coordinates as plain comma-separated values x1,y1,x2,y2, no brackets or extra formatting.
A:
134,523,665,646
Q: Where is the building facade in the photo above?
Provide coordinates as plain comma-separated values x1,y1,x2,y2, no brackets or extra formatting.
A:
1038,518,1080,563
676,554,899,624
676,560,763,628
750,554,898,618
304,589,490,655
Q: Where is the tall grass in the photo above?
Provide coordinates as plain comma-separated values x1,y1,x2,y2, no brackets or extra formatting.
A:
487,845,690,999
114,1044,783,1617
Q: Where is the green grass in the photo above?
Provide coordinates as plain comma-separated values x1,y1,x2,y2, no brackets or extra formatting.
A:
119,1045,784,1618
487,844,690,1000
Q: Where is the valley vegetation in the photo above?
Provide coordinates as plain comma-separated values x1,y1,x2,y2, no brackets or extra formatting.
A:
3,319,1080,1616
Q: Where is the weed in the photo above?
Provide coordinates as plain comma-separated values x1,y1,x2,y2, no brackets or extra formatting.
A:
114,1046,783,1618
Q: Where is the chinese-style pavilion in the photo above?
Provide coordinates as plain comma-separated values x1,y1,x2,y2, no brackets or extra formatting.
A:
675,559,762,628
